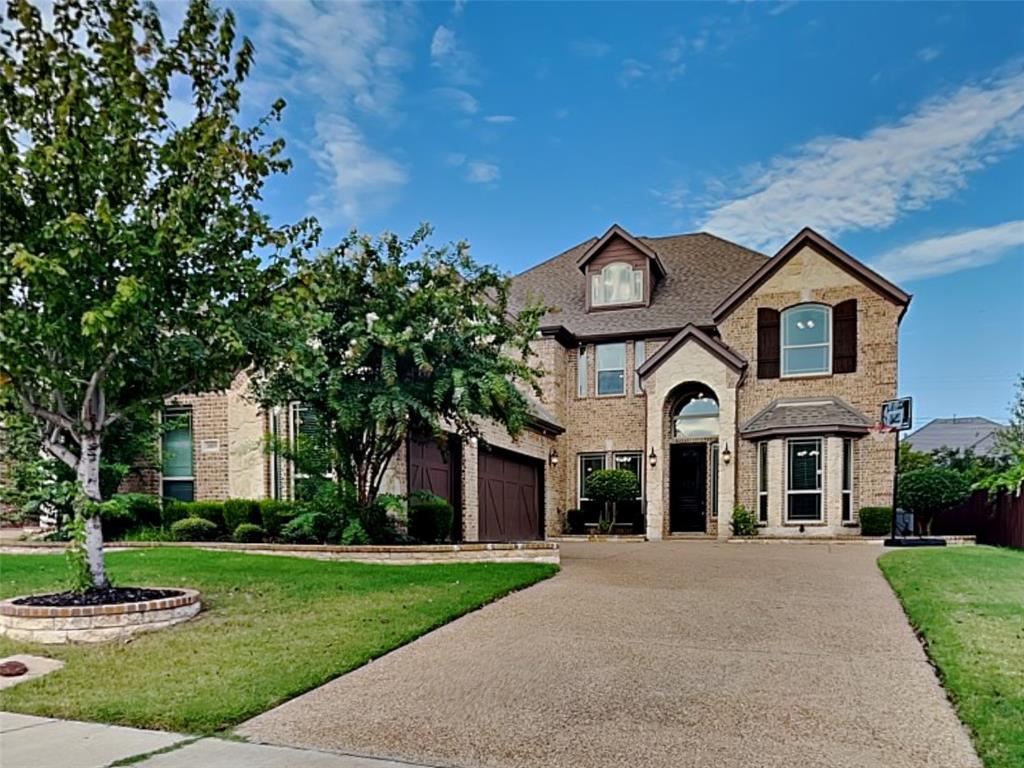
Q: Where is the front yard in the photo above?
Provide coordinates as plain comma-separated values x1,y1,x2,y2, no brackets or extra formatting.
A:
880,546,1024,768
0,548,556,733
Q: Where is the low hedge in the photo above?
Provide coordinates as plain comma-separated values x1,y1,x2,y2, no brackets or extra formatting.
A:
258,499,301,537
858,506,892,536
170,516,218,541
408,492,454,543
101,493,162,539
163,500,225,531
232,523,266,543
224,499,261,532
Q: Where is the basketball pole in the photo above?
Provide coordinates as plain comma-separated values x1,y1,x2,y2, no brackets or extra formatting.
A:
889,427,899,542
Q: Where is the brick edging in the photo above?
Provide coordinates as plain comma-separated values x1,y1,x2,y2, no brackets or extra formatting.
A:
0,588,201,618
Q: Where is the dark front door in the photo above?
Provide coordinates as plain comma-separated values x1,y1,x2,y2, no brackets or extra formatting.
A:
670,443,707,532
478,449,541,542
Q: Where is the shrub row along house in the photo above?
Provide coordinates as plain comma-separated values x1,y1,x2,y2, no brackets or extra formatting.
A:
123,225,910,541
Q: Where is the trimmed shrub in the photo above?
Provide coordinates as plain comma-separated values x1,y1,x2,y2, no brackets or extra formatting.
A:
258,499,300,538
98,493,162,539
408,492,454,543
170,516,218,541
224,499,260,532
898,468,971,534
858,507,892,536
339,519,370,545
233,523,266,543
162,499,190,528
280,512,333,544
187,501,225,531
730,504,758,536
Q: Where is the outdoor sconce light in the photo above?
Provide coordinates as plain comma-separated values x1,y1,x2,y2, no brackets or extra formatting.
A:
722,443,732,464
648,447,657,467
549,448,559,466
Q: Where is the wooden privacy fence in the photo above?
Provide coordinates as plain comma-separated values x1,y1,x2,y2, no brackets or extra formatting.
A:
934,486,1024,549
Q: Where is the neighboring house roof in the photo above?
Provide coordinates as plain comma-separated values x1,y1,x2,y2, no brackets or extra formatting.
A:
740,397,872,440
636,324,747,379
509,231,768,340
574,224,667,279
904,417,1005,457
712,227,911,323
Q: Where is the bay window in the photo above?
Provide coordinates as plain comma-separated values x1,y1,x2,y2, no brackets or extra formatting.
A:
757,441,769,523
842,438,854,523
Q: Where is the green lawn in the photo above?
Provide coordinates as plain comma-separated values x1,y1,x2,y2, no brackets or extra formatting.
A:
0,548,556,733
879,546,1024,768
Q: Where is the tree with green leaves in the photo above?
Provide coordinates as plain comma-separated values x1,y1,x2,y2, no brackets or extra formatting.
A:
897,467,971,535
0,0,312,588
251,227,547,527
584,468,640,528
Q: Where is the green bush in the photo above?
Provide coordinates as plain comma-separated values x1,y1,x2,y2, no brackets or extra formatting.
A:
224,499,260,532
98,493,162,539
258,499,300,538
730,504,758,536
162,499,190,528
121,525,173,542
565,508,583,534
339,519,370,545
280,512,333,544
232,522,266,543
898,467,971,534
407,492,454,543
170,516,218,541
859,506,892,536
161,500,225,531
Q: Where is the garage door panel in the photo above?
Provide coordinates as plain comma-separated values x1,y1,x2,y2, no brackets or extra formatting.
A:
477,449,540,542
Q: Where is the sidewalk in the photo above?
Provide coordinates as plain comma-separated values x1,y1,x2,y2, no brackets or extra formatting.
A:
0,713,436,768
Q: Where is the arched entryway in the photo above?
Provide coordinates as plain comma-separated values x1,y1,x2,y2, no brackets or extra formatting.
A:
668,383,719,533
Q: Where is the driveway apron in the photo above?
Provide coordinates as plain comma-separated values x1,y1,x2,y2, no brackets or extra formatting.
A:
238,541,980,768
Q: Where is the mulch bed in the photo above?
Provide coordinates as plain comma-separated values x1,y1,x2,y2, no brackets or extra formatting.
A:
12,587,183,607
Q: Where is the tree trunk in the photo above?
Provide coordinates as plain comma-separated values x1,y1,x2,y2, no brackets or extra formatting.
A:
77,432,109,588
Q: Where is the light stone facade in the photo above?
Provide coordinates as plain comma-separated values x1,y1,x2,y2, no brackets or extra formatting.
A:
125,231,905,544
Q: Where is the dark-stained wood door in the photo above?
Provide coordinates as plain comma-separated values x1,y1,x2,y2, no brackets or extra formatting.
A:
408,435,461,513
478,449,541,541
670,443,707,532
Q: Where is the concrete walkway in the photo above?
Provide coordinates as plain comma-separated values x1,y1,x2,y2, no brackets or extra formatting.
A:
0,713,433,767
239,541,981,768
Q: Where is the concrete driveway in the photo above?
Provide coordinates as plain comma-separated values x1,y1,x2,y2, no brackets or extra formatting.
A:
238,541,980,768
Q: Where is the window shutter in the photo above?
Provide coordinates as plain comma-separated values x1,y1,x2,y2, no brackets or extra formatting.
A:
757,308,780,379
833,299,857,374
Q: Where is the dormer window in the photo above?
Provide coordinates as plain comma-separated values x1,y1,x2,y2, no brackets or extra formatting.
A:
591,262,643,306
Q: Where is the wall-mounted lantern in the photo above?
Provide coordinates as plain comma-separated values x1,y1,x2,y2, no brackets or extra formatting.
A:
549,447,559,466
722,443,732,464
648,447,658,467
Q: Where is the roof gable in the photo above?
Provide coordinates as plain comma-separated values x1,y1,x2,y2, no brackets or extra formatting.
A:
636,324,747,378
575,224,667,279
711,228,911,323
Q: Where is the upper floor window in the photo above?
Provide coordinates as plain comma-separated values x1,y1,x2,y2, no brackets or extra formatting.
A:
596,342,626,395
591,262,643,306
782,304,831,377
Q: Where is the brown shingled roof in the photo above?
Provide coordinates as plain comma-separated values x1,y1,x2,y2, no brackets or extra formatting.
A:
740,397,872,440
509,231,767,340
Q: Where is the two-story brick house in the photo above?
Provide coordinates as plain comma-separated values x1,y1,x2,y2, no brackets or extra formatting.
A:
131,225,909,541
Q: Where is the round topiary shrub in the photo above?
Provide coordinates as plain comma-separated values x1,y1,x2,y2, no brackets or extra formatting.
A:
898,467,971,534
170,517,218,542
232,523,266,543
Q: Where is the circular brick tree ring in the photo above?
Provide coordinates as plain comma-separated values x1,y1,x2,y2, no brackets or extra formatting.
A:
0,588,201,644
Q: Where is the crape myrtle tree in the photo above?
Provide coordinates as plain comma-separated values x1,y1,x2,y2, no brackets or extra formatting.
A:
0,0,313,588
251,226,548,529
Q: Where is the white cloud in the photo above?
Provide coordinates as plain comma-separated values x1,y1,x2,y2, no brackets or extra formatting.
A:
308,115,407,223
484,114,516,123
618,59,650,87
571,39,611,58
430,24,477,85
768,1,799,16
699,67,1024,251
241,1,417,221
917,46,942,63
466,161,500,184
430,86,479,115
871,220,1024,282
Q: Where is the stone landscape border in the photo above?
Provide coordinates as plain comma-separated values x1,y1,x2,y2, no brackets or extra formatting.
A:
0,588,201,645
0,540,561,565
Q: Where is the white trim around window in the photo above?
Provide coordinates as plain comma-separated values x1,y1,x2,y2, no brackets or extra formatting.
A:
785,437,823,523
842,437,854,523
757,440,769,523
578,453,606,506
596,342,626,396
781,304,832,378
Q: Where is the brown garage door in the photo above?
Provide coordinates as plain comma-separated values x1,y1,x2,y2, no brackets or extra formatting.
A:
408,435,461,507
478,449,541,541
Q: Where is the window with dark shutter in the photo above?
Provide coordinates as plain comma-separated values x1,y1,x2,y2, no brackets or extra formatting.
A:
757,307,780,379
833,299,857,374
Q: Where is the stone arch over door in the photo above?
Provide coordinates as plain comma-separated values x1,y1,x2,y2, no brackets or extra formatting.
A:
641,339,741,540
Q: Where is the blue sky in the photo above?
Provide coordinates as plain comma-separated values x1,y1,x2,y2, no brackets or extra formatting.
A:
178,0,1023,428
